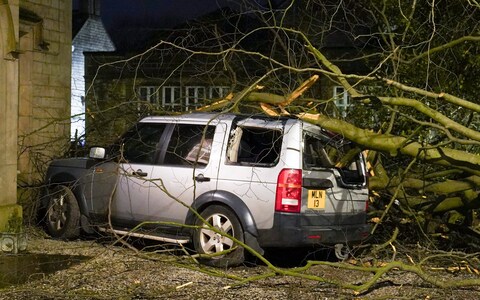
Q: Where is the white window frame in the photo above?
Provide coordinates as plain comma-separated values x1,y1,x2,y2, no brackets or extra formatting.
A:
185,86,206,109
138,86,159,104
162,86,182,110
148,85,231,111
333,86,350,117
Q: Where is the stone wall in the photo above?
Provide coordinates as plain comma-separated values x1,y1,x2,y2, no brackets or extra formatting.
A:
17,0,72,185
0,1,21,234
0,0,71,248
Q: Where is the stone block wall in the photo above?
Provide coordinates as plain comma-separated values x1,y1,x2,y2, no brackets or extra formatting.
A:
17,0,72,185
0,0,72,238
0,1,20,229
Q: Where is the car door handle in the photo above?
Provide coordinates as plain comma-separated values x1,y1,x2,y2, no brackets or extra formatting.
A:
132,169,148,177
195,174,210,182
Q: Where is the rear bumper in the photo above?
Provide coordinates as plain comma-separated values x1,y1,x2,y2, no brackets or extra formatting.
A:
256,212,371,247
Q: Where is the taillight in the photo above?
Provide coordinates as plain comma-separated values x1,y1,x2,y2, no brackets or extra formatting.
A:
275,168,302,213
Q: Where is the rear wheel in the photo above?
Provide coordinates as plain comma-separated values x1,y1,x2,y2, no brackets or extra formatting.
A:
193,205,245,267
45,185,80,239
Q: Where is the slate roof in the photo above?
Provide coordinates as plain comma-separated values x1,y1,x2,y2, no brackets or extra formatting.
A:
73,13,115,52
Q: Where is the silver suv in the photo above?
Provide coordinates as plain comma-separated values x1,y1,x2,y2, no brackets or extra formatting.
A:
42,113,370,266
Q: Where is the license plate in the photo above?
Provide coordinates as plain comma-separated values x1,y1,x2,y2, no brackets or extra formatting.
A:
307,189,326,209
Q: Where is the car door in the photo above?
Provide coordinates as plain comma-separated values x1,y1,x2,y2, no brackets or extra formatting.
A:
144,122,225,224
111,122,167,225
84,160,118,220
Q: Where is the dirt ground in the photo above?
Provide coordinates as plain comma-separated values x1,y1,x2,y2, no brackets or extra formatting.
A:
1,228,480,300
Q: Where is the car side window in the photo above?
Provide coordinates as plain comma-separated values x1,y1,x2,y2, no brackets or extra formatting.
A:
227,126,282,166
121,123,166,164
163,124,215,167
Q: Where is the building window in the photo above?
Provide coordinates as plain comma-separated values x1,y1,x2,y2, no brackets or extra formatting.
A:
138,86,159,104
333,86,350,117
185,86,205,109
19,8,48,52
137,85,231,111
162,86,182,110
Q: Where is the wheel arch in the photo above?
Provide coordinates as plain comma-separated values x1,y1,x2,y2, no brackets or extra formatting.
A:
186,190,264,255
186,190,258,237
45,173,89,217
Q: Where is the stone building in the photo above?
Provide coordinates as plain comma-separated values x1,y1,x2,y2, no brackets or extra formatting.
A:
0,0,72,252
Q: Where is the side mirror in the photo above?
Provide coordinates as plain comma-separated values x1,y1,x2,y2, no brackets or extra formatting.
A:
89,147,106,159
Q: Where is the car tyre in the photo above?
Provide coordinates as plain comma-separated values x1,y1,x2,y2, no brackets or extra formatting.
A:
193,205,244,267
46,185,81,239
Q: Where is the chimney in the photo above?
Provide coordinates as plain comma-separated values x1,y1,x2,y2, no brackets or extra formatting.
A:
80,0,101,16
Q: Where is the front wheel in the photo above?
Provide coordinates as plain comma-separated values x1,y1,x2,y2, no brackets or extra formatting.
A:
193,205,245,267
45,185,80,239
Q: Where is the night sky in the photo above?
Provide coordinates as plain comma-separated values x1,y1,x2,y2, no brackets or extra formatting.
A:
74,0,231,29
72,0,274,50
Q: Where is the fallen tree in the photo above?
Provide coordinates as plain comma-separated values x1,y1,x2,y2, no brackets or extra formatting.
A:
193,62,479,246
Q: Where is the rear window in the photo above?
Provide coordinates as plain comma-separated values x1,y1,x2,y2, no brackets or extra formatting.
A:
303,132,366,185
227,126,282,167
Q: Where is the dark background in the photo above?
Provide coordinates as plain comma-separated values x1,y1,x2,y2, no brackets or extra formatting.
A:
73,0,231,29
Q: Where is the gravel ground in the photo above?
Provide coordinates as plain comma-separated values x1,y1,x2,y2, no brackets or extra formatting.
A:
1,228,480,299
